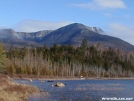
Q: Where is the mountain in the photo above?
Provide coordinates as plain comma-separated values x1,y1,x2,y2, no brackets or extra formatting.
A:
39,23,104,45
0,29,40,48
17,30,52,42
0,23,134,51
39,23,134,51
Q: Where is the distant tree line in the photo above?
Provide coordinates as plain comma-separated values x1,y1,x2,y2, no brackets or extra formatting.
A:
1,39,134,78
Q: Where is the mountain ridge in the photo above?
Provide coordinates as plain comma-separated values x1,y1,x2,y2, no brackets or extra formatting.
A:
0,23,134,51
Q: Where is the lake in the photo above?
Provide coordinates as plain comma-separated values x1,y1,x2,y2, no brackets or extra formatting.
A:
14,79,134,101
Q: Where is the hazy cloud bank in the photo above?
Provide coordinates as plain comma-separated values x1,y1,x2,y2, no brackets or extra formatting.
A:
13,20,72,32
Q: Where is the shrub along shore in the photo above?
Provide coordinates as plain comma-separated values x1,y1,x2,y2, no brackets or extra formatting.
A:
0,74,40,101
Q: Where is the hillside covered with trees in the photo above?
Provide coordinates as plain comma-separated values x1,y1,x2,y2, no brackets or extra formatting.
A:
1,39,134,78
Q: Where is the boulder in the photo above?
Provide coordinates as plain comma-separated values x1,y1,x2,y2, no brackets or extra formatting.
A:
52,82,65,87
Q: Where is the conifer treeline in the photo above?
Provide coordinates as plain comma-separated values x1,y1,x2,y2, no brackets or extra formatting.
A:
4,40,134,77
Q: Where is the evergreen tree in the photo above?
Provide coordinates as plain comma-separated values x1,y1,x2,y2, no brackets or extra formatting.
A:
81,38,88,50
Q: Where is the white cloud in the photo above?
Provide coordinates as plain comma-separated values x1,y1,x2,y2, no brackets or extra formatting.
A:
71,0,126,10
95,0,126,9
108,23,134,45
13,20,72,32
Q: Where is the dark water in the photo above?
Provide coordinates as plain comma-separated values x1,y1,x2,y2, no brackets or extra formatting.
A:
14,79,134,101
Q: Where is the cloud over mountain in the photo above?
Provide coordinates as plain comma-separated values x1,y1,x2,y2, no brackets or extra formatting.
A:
13,20,72,32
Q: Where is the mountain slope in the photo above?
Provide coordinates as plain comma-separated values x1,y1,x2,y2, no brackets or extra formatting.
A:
39,23,103,45
0,29,40,47
17,30,52,42
39,23,134,51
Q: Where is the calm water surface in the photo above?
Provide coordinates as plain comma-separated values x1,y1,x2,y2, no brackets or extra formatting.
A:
14,79,134,101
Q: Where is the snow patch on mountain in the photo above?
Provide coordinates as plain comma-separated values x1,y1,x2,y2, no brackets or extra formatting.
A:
86,26,103,34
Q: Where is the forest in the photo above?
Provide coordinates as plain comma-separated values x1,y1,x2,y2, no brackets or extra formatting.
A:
0,39,134,78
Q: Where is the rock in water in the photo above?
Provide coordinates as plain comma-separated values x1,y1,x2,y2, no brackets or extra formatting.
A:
55,82,65,87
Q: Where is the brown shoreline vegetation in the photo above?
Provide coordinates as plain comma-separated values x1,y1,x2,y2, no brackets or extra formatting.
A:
0,74,40,101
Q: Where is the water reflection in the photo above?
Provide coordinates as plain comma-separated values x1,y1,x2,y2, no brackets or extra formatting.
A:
14,79,134,101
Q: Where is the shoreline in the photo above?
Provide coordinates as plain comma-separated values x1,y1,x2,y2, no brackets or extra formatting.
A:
9,75,134,80
13,78,134,80
0,74,40,101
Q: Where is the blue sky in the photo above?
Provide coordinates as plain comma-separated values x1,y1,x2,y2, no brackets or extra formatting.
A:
0,0,134,45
